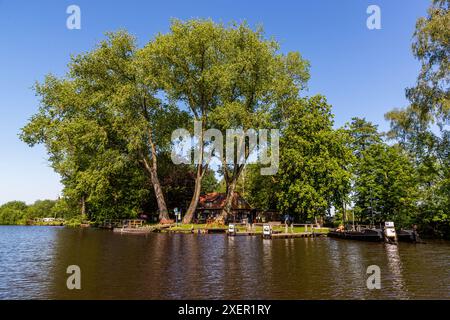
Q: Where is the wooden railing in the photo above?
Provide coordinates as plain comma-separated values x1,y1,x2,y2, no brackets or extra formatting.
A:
100,219,145,229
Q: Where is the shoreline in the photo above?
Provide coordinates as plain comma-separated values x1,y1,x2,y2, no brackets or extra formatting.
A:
2,224,450,241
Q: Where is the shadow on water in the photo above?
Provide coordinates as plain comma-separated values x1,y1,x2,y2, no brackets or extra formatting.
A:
0,226,449,299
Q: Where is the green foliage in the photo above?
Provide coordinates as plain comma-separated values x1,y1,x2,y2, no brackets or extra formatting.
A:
64,215,88,228
201,169,219,194
140,19,309,127
277,96,353,221
26,200,56,218
345,118,420,228
0,199,77,225
0,201,28,225
20,30,190,221
385,0,449,236
346,117,382,158
352,144,419,227
138,19,310,221
241,164,279,211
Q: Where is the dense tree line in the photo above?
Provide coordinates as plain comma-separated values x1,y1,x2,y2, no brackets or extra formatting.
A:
242,1,449,237
0,200,70,225
11,1,448,237
384,0,449,236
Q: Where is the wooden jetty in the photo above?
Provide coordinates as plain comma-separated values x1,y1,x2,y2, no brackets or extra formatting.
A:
166,228,193,234
262,223,329,239
99,219,127,230
228,231,261,236
113,227,152,235
201,227,228,234
113,220,174,235
270,232,314,239
225,222,329,239
227,223,259,236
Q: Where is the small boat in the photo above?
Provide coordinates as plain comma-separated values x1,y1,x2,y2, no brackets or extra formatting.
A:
396,229,421,243
328,228,384,242
328,222,398,243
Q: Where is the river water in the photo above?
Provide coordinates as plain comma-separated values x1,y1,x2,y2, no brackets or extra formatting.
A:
0,226,449,299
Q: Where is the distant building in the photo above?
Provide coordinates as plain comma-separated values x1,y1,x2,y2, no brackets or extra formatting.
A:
195,192,280,223
195,192,252,223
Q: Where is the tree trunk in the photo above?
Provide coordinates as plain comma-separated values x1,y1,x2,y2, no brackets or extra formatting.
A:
217,162,246,223
218,127,254,223
182,165,203,224
151,167,169,221
342,202,347,225
218,177,239,223
143,156,169,221
142,128,169,221
80,196,86,216
139,99,169,221
182,119,206,224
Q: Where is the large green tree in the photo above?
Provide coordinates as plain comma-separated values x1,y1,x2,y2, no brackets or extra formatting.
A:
140,19,309,223
343,117,382,223
277,96,353,223
346,117,382,159
0,201,28,225
209,29,310,222
385,0,449,236
352,143,419,227
21,31,188,221
240,164,279,211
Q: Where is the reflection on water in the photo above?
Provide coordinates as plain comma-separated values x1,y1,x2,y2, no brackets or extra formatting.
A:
0,226,449,299
385,244,408,299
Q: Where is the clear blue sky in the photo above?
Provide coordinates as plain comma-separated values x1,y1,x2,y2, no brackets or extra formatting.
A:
0,0,430,204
